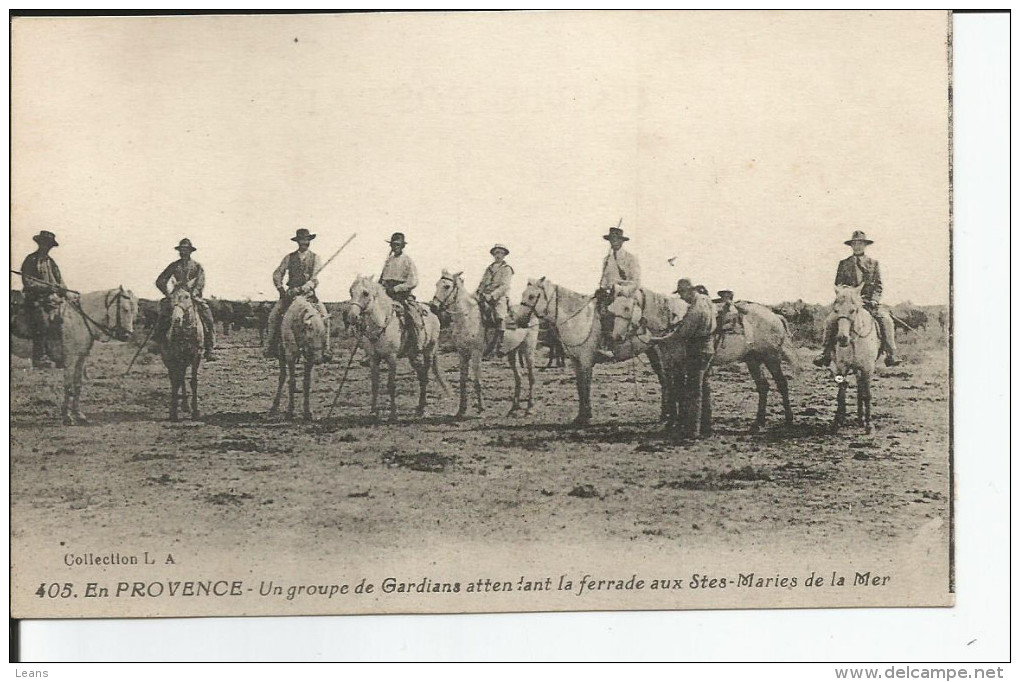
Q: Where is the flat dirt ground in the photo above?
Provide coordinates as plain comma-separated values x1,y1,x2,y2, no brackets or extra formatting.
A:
10,327,951,613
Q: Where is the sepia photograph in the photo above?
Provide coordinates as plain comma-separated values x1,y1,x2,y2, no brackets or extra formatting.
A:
10,10,953,622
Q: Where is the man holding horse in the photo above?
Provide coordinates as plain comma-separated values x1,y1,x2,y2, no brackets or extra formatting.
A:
21,230,68,368
674,278,717,440
265,228,333,362
379,232,425,352
476,243,513,359
814,231,900,368
154,238,217,362
596,224,641,359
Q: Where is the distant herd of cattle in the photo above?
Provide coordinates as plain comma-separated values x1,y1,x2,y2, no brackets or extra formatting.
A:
132,297,571,367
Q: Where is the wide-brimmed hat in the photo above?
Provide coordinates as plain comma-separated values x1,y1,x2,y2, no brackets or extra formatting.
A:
674,278,693,294
844,230,874,246
33,230,58,247
386,232,407,246
291,228,316,242
717,289,734,300
490,243,510,256
175,238,197,253
603,227,629,242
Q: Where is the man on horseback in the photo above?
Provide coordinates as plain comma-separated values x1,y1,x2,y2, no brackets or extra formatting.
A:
154,239,217,361
814,231,900,368
20,230,68,368
674,278,717,440
265,228,333,362
476,243,513,359
596,224,640,359
379,232,424,353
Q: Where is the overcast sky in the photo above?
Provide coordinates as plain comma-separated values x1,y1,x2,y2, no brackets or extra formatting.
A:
12,11,950,305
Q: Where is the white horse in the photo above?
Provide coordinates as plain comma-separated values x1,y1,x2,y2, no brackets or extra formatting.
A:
12,286,137,424
516,277,681,425
609,290,799,432
269,294,328,421
829,285,881,433
430,270,539,418
348,276,448,421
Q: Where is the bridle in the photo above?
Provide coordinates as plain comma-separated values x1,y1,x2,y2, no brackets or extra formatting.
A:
519,282,597,349
834,302,876,340
68,287,134,341
348,282,394,342
431,274,462,314
604,289,653,345
103,286,133,338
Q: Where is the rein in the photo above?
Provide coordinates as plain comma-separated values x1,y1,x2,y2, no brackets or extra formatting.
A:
521,283,596,350
68,291,131,341
350,285,394,344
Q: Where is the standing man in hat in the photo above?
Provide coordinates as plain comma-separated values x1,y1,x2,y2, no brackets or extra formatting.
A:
379,232,423,350
154,238,217,361
476,243,513,359
20,230,68,368
596,223,641,359
265,228,332,361
814,230,900,367
674,278,717,440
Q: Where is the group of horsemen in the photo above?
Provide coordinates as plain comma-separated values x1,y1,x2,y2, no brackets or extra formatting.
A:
19,224,899,438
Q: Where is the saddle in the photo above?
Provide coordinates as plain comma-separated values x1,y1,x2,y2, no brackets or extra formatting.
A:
392,299,431,356
714,301,754,351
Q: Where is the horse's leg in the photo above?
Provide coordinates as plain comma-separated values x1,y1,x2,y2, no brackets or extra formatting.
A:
524,344,535,415
472,350,484,415
302,358,313,421
416,350,429,418
508,350,521,415
72,353,90,423
286,357,298,419
646,347,669,422
765,355,794,427
861,371,873,433
369,355,380,420
832,382,847,432
455,351,469,418
190,359,200,420
169,369,180,422
62,360,75,425
270,356,286,416
572,358,592,425
746,359,769,433
386,355,398,422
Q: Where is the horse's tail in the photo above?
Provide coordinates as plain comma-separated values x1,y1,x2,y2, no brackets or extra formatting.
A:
431,346,451,398
776,316,803,375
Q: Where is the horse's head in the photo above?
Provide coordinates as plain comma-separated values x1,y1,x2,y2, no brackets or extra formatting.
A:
430,269,463,313
606,287,643,344
169,280,197,329
517,277,551,326
108,285,138,340
832,285,865,349
347,275,379,323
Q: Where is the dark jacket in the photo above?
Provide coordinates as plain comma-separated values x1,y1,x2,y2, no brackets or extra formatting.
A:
835,255,883,304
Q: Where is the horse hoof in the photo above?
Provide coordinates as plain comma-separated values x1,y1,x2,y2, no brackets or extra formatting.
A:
749,423,763,434
192,412,201,421
285,412,295,421
865,424,873,434
572,416,590,426
303,412,313,422
62,415,75,426
73,412,89,424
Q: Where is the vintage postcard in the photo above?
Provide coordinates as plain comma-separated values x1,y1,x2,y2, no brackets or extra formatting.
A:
10,10,952,619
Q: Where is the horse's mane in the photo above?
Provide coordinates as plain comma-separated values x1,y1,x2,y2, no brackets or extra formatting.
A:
834,285,864,305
